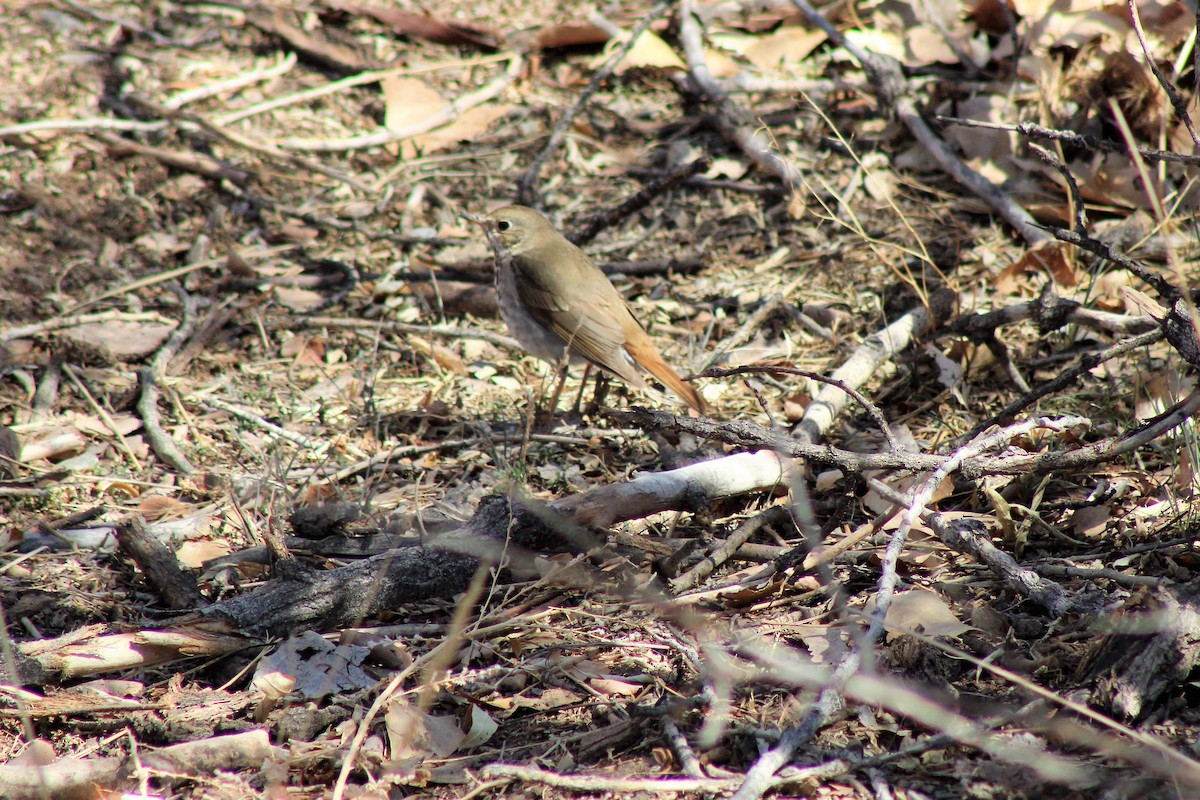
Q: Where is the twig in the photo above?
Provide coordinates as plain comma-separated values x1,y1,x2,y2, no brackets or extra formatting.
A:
480,760,848,793
868,480,1071,614
700,364,901,452
214,54,512,127
1033,564,1165,588
797,288,955,444
982,332,1031,392
0,118,165,138
661,718,706,778
937,116,1200,167
789,0,1048,245
94,131,252,185
613,389,1200,481
1127,0,1200,148
731,414,1086,800
698,291,790,371
517,2,673,205
956,328,1163,443
164,52,298,110
61,246,295,316
678,0,801,190
670,505,792,593
965,387,1200,478
288,315,522,351
946,290,1158,340
61,364,143,471
123,93,374,193
568,157,710,246
200,398,322,451
0,312,172,342
305,432,597,484
1028,144,1086,234
137,284,198,475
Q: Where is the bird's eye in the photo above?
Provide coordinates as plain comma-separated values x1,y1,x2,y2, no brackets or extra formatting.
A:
497,220,512,232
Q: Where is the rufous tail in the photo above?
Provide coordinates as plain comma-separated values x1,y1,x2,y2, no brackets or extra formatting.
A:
625,339,708,414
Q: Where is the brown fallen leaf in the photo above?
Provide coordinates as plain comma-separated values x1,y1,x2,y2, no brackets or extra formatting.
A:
401,103,513,160
61,321,177,361
742,26,827,70
247,9,373,74
324,1,499,49
970,0,1018,34
592,30,685,73
879,589,974,638
529,21,610,51
137,494,191,521
281,333,326,364
176,539,232,569
1071,505,1111,538
994,240,1078,294
382,76,449,138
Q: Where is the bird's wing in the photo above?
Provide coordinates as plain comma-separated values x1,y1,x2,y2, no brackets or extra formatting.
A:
511,251,645,385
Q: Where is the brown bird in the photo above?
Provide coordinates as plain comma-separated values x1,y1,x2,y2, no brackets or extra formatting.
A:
462,205,707,414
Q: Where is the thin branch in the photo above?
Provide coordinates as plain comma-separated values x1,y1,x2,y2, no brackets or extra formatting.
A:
517,3,673,205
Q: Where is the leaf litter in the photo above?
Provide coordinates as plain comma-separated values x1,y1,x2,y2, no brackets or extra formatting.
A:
2,0,1200,798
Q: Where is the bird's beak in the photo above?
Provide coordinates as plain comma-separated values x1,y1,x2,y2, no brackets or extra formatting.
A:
458,211,485,225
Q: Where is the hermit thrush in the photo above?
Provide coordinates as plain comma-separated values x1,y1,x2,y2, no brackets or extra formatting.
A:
462,205,707,414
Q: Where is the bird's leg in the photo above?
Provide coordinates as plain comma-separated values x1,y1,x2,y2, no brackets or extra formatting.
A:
545,362,570,416
586,370,611,415
539,347,573,423
570,363,592,414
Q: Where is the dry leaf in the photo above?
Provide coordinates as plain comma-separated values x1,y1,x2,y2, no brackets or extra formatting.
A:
385,699,429,760
703,48,742,78
253,631,375,701
706,157,748,180
274,287,326,311
924,343,966,405
1071,505,1111,537
842,29,906,61
276,222,318,244
248,9,369,74
590,677,644,697
970,0,1018,34
403,103,512,160
512,687,583,711
882,589,973,638
903,24,959,65
324,2,499,49
460,705,498,749
281,334,326,365
137,494,190,521
531,21,610,50
71,413,142,438
862,169,897,203
134,231,185,256
742,26,826,70
593,30,684,73
943,95,1016,166
382,76,448,135
795,625,842,663
423,714,465,758
1088,266,1130,311
62,321,176,360
1178,447,1198,494
409,336,467,375
994,241,1078,294
18,427,87,463
176,539,232,569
